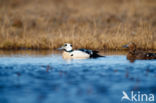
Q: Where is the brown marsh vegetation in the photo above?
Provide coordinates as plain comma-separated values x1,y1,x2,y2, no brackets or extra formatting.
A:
0,0,156,50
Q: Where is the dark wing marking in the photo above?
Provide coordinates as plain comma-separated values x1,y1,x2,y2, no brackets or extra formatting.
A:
78,49,103,58
78,49,93,55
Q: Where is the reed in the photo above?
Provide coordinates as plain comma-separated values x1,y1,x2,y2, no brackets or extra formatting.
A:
0,0,156,50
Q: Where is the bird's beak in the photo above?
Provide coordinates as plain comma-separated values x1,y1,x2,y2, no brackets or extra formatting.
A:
122,44,129,48
57,46,64,50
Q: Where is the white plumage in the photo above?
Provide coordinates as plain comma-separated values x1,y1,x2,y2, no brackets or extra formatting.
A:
58,43,103,59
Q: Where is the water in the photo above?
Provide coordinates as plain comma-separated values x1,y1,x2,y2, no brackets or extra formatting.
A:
0,50,156,103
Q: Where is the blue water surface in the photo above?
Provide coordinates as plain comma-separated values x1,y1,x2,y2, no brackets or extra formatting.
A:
0,53,156,103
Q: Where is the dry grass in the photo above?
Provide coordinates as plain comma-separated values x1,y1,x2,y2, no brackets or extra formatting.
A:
0,0,156,50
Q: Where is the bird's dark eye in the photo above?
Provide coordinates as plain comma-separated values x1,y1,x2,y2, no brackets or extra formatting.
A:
70,44,72,47
64,44,67,46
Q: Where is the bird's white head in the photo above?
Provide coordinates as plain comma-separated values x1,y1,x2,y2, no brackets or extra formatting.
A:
58,43,73,52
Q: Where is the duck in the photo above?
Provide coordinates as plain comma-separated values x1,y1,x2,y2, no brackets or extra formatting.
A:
58,43,103,59
123,42,156,61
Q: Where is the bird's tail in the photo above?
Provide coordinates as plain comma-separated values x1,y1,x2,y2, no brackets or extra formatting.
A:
91,51,104,58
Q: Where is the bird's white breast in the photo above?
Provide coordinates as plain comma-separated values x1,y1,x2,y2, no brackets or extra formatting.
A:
62,50,90,59
62,51,72,59
70,50,90,59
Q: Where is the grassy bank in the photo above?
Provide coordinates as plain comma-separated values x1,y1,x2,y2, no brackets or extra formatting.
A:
0,0,156,50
